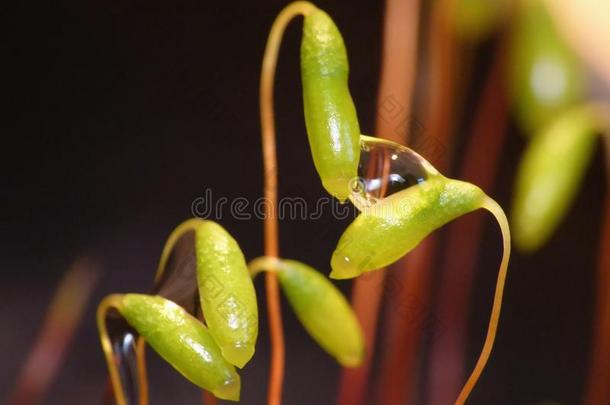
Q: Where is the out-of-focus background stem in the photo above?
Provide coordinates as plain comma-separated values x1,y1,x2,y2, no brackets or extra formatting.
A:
427,40,508,404
585,195,610,404
337,0,420,404
7,259,99,405
373,1,458,403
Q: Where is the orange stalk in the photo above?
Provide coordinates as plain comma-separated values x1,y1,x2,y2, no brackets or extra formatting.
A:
336,0,420,403
259,3,316,404
427,41,508,404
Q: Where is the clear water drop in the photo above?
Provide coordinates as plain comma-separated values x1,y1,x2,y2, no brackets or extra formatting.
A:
349,135,438,211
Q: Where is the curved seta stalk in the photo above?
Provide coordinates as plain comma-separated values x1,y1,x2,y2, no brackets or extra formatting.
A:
259,2,316,404
455,196,511,404
98,218,223,405
97,295,130,405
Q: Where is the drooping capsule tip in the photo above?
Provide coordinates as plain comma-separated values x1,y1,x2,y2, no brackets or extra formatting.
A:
212,373,241,402
322,176,352,203
329,251,361,280
221,343,254,369
512,213,544,254
338,352,363,368
337,342,365,368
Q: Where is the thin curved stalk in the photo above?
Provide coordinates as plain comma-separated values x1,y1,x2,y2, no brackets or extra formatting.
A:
101,219,204,405
97,295,130,405
427,41,508,403
259,2,316,404
336,0,421,403
456,197,511,403
135,338,149,405
248,256,281,278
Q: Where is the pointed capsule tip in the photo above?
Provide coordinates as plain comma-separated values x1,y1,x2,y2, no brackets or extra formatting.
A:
337,351,364,368
322,177,352,203
212,374,241,402
330,253,361,280
513,228,543,254
512,208,546,254
328,267,360,280
221,344,255,369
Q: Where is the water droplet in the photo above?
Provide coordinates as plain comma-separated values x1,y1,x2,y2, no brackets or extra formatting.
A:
350,136,437,211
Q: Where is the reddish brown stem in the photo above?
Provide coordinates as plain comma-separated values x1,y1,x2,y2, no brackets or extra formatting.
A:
7,258,99,405
259,3,316,404
372,1,457,403
336,0,420,404
426,42,508,404
585,194,610,404
372,242,438,404
203,391,218,405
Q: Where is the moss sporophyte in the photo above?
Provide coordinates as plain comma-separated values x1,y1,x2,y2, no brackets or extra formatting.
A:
97,2,511,404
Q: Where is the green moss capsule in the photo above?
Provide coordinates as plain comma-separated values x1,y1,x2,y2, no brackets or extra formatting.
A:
301,8,360,202
324,135,511,404
509,0,584,133
275,259,364,367
117,294,241,401
331,176,485,279
194,221,258,368
512,105,599,252
331,135,491,279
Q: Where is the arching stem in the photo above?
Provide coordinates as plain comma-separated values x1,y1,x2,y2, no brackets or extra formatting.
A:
259,2,316,404
455,196,511,404
427,39,508,403
248,256,282,279
100,219,222,405
97,294,129,405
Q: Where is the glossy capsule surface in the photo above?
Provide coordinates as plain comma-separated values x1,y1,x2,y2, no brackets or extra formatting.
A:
276,259,364,367
301,8,360,201
118,294,241,401
195,221,258,368
331,136,485,279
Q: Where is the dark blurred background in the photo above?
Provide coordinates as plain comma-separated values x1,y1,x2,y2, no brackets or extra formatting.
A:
2,0,607,404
